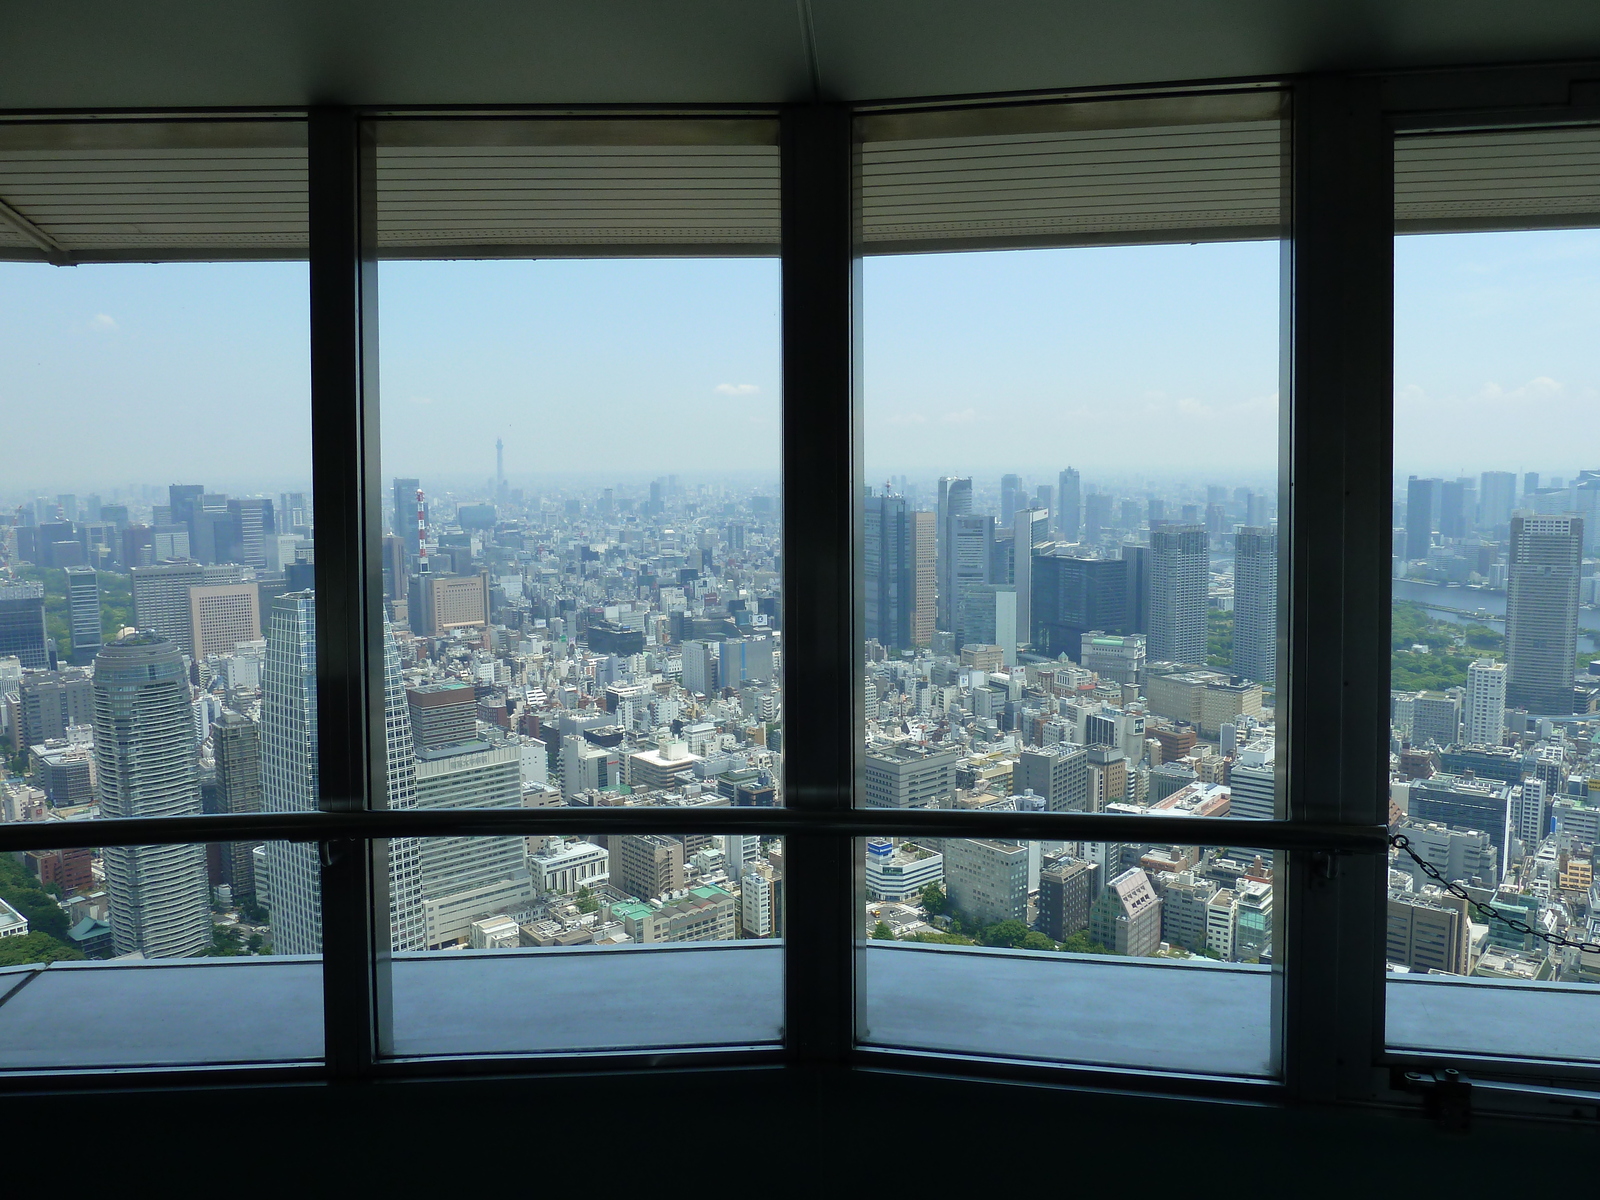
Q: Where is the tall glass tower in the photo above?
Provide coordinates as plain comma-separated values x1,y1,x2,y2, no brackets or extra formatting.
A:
1148,524,1209,666
1232,527,1277,685
263,592,425,955
1505,514,1582,716
94,633,210,958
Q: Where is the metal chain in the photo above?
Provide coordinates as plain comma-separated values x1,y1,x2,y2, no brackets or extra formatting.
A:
1389,833,1600,955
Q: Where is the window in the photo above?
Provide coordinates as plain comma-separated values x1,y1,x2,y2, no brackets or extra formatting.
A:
1387,124,1600,1066
0,118,320,1071
1,69,1598,1110
854,93,1287,1075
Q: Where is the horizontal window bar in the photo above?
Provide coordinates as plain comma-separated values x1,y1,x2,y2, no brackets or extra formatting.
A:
0,810,1387,853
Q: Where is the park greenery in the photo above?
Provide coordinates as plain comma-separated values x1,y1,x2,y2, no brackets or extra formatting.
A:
1390,600,1505,692
898,882,1112,954
1206,609,1233,671
13,563,133,660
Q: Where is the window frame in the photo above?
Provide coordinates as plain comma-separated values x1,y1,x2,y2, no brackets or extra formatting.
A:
0,64,1596,1118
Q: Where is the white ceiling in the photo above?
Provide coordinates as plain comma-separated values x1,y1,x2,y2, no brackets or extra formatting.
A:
0,1,1597,111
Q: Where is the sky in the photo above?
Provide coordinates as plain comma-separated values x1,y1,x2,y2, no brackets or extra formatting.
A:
1,229,1596,500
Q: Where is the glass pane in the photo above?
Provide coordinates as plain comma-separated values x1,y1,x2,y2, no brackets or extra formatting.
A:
854,94,1285,1076
0,121,318,979
0,841,320,1071
1387,127,1600,1064
372,117,783,1057
858,96,1284,827
385,832,783,1059
861,836,1276,1075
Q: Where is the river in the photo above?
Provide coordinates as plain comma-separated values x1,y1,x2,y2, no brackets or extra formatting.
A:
1390,578,1600,655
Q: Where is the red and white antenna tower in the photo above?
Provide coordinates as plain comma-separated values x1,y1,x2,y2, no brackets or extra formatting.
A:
416,487,429,573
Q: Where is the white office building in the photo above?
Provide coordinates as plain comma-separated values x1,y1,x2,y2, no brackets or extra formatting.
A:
1463,657,1507,748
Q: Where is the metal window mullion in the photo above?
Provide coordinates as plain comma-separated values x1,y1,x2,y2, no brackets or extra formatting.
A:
1280,76,1394,1104
307,108,389,1079
780,103,862,1066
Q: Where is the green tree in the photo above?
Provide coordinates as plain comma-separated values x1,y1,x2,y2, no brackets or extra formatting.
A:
0,931,85,967
574,884,600,914
870,921,895,941
1060,930,1112,955
1206,609,1234,670
205,925,244,957
0,858,71,941
978,919,1031,948
919,882,948,915
1020,931,1058,951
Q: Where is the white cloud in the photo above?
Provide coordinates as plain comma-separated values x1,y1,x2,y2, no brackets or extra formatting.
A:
408,395,435,406
89,313,117,331
716,383,760,396
939,408,977,424
1176,396,1214,417
882,411,927,426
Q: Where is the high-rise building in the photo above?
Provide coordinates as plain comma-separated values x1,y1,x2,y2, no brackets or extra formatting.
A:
1083,493,1112,542
1037,859,1095,941
1479,471,1517,530
213,711,263,900
394,478,421,552
938,478,974,635
1505,514,1582,715
1405,476,1442,560
947,512,994,649
1229,738,1276,821
863,745,958,809
1014,743,1089,812
944,838,1028,927
1088,866,1162,956
611,833,686,900
1031,553,1128,658
132,561,205,655
1148,524,1208,665
1438,479,1468,539
190,583,260,659
413,739,531,949
1121,544,1150,634
409,572,488,635
64,566,103,667
407,681,477,750
227,498,274,569
263,595,425,954
0,581,49,669
1386,887,1469,974
1463,658,1507,747
1000,474,1023,529
1232,527,1277,685
1057,468,1081,541
865,492,936,651
93,634,210,958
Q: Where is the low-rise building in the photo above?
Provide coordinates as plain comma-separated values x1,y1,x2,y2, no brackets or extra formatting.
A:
865,838,944,902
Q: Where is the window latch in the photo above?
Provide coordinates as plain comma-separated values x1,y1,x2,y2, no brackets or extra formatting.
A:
1395,1067,1471,1130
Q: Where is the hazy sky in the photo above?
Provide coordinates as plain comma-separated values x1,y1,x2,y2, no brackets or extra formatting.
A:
1,229,1596,501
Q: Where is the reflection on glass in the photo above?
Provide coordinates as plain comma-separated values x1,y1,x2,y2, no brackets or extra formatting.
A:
862,837,1275,1075
1387,219,1600,1042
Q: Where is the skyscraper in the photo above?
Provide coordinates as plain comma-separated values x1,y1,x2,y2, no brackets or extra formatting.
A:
190,582,261,658
864,492,936,651
0,580,50,669
228,497,274,569
1121,544,1150,635
1000,474,1023,529
938,477,973,633
1479,471,1517,530
1083,493,1112,542
948,512,994,650
1463,658,1507,747
1438,479,1468,539
1505,514,1582,715
1031,553,1128,658
1148,524,1209,665
65,566,103,667
1057,468,1081,541
1405,476,1442,561
132,561,205,656
263,593,425,954
93,633,210,958
1232,527,1277,685
213,710,263,900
